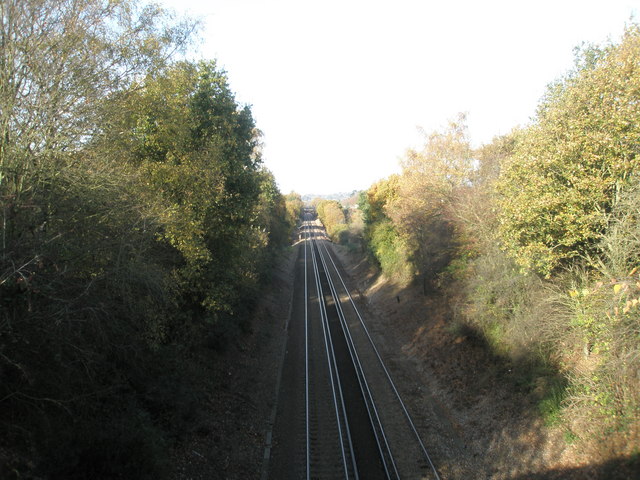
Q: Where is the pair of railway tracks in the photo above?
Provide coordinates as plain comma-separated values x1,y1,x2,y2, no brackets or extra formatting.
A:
299,215,440,480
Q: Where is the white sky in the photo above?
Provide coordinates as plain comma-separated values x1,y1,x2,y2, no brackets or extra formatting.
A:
158,0,638,195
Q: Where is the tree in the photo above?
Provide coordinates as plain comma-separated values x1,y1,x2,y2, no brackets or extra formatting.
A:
285,191,304,227
316,199,347,240
0,2,292,476
497,25,640,276
0,0,194,195
386,114,473,290
97,60,267,318
0,2,201,477
255,169,291,261
359,176,414,282
452,131,521,254
0,0,196,301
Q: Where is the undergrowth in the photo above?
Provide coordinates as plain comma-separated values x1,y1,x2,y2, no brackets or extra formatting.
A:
455,181,640,459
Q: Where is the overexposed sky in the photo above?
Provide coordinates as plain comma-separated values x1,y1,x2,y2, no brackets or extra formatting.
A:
158,0,637,195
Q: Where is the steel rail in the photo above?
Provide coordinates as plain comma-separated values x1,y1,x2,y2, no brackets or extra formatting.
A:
308,221,356,479
319,240,442,480
313,224,360,479
315,237,399,480
303,219,310,480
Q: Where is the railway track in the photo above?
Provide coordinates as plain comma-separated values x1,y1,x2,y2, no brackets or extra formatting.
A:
269,212,441,480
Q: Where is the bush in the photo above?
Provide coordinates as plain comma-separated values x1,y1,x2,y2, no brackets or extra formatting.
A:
316,200,347,241
558,180,640,453
40,405,168,480
369,221,414,284
497,26,640,277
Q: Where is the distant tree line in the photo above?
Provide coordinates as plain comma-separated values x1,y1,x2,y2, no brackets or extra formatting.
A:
0,1,299,477
356,25,640,460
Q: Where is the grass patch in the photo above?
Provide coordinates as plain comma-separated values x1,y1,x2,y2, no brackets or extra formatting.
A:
564,429,579,444
538,378,568,426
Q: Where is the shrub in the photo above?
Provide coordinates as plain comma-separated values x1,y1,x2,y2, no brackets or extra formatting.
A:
369,221,414,283
559,180,640,453
497,25,640,276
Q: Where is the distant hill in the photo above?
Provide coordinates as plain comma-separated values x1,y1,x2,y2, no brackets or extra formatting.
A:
301,190,361,204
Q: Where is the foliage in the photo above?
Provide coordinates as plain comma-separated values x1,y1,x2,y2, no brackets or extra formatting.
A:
0,0,195,198
466,37,640,445
96,59,273,319
341,203,365,250
497,26,640,276
285,191,304,228
316,199,347,241
381,115,472,289
254,169,293,274
368,220,414,283
0,2,290,477
559,181,640,450
356,25,640,457
358,176,413,282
